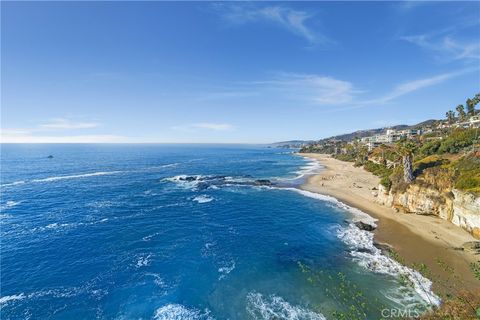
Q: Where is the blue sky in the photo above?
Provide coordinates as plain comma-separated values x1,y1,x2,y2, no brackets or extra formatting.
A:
1,1,479,143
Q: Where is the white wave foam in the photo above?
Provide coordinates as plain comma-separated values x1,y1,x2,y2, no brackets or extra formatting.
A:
142,232,161,241
136,254,152,268
164,175,205,190
154,304,213,320
193,195,214,204
218,260,235,280
0,293,26,305
285,188,377,226
32,171,122,183
1,180,26,187
31,218,108,233
1,171,122,188
0,200,22,211
145,273,166,288
294,158,323,179
160,163,179,168
0,287,83,306
337,224,441,306
31,222,75,232
246,292,325,320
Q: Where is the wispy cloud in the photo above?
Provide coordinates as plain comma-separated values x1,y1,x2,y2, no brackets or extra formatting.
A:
401,19,480,62
403,34,480,62
39,118,99,130
256,73,358,105
191,68,471,109
172,122,235,132
213,3,330,45
370,69,476,104
256,69,475,108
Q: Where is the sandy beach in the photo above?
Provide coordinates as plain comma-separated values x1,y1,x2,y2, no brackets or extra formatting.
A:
300,153,479,294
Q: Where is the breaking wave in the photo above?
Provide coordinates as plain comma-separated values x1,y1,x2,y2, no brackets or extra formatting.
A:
2,171,123,188
294,158,323,179
32,171,123,182
337,224,441,307
0,287,85,306
1,181,26,187
246,292,326,320
193,195,214,203
154,304,213,320
0,294,26,305
218,259,236,280
0,200,22,211
30,219,109,233
164,174,273,191
135,254,152,268
288,188,378,226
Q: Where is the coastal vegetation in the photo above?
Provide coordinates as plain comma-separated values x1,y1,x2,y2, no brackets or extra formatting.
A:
300,93,480,194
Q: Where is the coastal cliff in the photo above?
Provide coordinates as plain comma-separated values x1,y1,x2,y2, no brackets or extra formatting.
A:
376,169,480,239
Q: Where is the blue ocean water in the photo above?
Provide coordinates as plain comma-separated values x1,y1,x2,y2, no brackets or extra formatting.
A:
0,144,437,319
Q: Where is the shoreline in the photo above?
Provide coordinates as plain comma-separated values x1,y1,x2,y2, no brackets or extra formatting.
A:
299,153,479,295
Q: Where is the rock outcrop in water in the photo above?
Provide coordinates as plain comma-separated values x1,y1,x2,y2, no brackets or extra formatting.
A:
355,221,376,231
254,179,272,186
167,175,274,189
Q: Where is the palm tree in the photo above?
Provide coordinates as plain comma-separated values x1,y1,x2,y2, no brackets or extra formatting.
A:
456,104,466,121
467,93,480,116
474,93,480,105
396,140,417,183
466,98,475,116
446,110,455,124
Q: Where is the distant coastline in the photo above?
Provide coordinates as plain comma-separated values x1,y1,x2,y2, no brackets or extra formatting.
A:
299,153,479,294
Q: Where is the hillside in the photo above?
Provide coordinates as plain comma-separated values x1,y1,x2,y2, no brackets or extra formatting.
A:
313,120,439,143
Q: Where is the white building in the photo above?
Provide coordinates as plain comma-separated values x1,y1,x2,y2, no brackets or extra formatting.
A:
360,128,423,151
453,115,480,128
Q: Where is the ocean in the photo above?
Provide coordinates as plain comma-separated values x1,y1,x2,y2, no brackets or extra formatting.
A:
0,144,439,319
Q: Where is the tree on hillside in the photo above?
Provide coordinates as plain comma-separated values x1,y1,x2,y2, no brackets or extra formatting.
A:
456,104,466,121
396,140,417,183
446,110,455,124
474,93,480,104
466,98,475,116
467,93,480,116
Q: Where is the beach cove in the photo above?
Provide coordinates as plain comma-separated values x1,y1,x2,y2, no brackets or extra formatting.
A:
300,153,479,294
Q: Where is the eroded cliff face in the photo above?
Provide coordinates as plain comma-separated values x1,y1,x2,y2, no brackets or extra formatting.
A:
451,190,480,238
376,170,480,239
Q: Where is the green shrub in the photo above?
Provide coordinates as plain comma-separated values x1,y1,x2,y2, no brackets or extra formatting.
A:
380,176,392,190
413,155,450,176
453,155,480,193
455,175,480,191
363,161,392,178
419,140,441,156
438,128,478,154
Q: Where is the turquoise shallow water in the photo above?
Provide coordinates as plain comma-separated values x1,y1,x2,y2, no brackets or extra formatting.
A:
0,144,437,319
